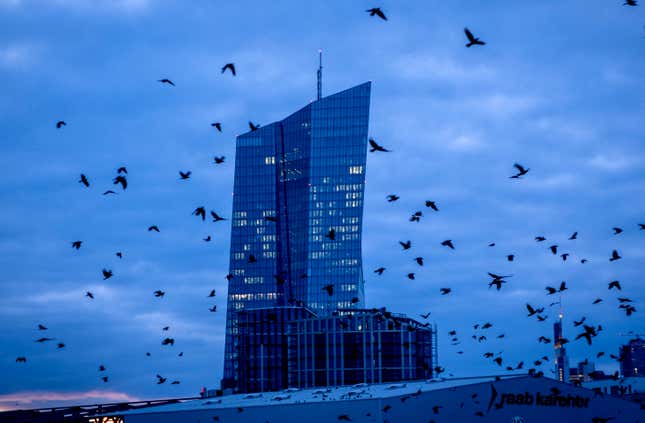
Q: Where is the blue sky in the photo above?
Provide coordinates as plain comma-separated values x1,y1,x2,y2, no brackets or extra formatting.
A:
1,0,644,411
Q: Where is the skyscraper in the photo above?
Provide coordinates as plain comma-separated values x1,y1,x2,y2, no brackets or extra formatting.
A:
620,337,645,377
554,310,570,382
222,81,372,390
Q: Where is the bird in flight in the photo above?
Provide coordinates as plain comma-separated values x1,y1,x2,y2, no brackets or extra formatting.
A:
464,28,486,47
35,337,55,343
113,175,127,190
102,269,113,280
612,227,623,235
116,252,122,259
510,163,529,179
326,228,336,240
221,63,236,76
214,156,225,164
209,305,217,312
148,225,160,232
386,194,399,202
414,257,424,266
158,78,174,86
608,280,622,291
211,122,222,132
535,236,546,242
71,241,82,250
193,206,206,221
211,211,227,222
56,120,66,129
154,290,165,297
16,357,26,363
38,324,47,330
248,254,257,263
79,174,90,187
624,0,637,6
549,245,558,255
103,190,116,195
609,250,621,262
374,267,386,275
179,171,191,180
400,240,411,250
323,284,334,296
203,236,212,242
208,289,216,297
368,138,390,152
440,288,451,295
420,312,431,319
409,211,422,222
117,167,127,175
156,374,167,384
366,7,387,20
425,201,439,211
85,291,94,299
638,223,645,230
249,121,260,131
441,240,455,250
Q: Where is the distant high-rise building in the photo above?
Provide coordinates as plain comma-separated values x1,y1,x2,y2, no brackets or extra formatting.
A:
554,311,570,382
620,337,645,377
222,82,372,390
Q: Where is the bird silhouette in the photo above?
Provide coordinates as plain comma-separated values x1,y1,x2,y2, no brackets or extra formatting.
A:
156,374,167,384
368,138,390,152
179,171,191,180
507,254,514,262
374,267,385,275
248,121,260,131
102,269,113,280
211,211,227,222
414,257,424,266
386,194,399,202
56,120,66,128
326,228,336,240
609,250,621,262
561,253,569,262
203,236,211,242
211,122,222,132
612,227,623,235
154,290,165,297
16,357,26,363
71,241,82,250
35,337,55,343
85,291,94,299
608,280,622,291
441,240,455,250
248,254,257,263
440,288,451,295
420,312,431,319
573,317,586,327
464,28,486,47
409,211,422,222
116,252,122,259
117,167,127,175
323,284,334,296
148,225,160,232
158,78,174,86
623,0,637,6
510,163,529,178
366,7,387,20
535,236,546,242
209,305,217,312
549,245,558,255
38,324,47,330
407,273,415,280
102,190,116,195
425,201,439,211
193,206,206,221
400,240,411,250
592,298,603,304
57,342,65,349
208,289,216,297
213,156,225,164
99,365,106,371
221,63,236,76
79,174,90,187
113,175,127,190
161,337,174,346
569,232,578,240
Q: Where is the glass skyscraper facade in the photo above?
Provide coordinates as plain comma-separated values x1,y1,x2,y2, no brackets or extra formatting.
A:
222,82,372,389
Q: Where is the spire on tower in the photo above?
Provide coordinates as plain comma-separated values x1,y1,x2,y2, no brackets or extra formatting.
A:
317,49,322,100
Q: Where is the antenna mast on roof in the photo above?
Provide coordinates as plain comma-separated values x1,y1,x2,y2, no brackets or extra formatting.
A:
317,49,323,100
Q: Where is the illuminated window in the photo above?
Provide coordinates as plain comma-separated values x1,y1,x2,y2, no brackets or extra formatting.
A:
349,165,363,174
265,156,275,165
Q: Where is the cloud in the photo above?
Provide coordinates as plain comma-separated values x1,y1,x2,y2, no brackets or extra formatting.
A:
0,390,139,410
1,0,150,13
0,43,37,69
588,153,641,172
391,54,497,82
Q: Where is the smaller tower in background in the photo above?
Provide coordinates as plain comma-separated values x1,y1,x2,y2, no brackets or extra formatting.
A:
554,303,570,382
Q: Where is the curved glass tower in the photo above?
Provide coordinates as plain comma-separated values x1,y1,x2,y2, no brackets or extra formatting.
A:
222,82,371,389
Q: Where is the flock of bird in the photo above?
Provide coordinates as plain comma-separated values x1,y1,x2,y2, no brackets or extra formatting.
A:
8,3,644,418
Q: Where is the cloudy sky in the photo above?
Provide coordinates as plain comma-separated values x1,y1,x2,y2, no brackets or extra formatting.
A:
1,0,644,411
